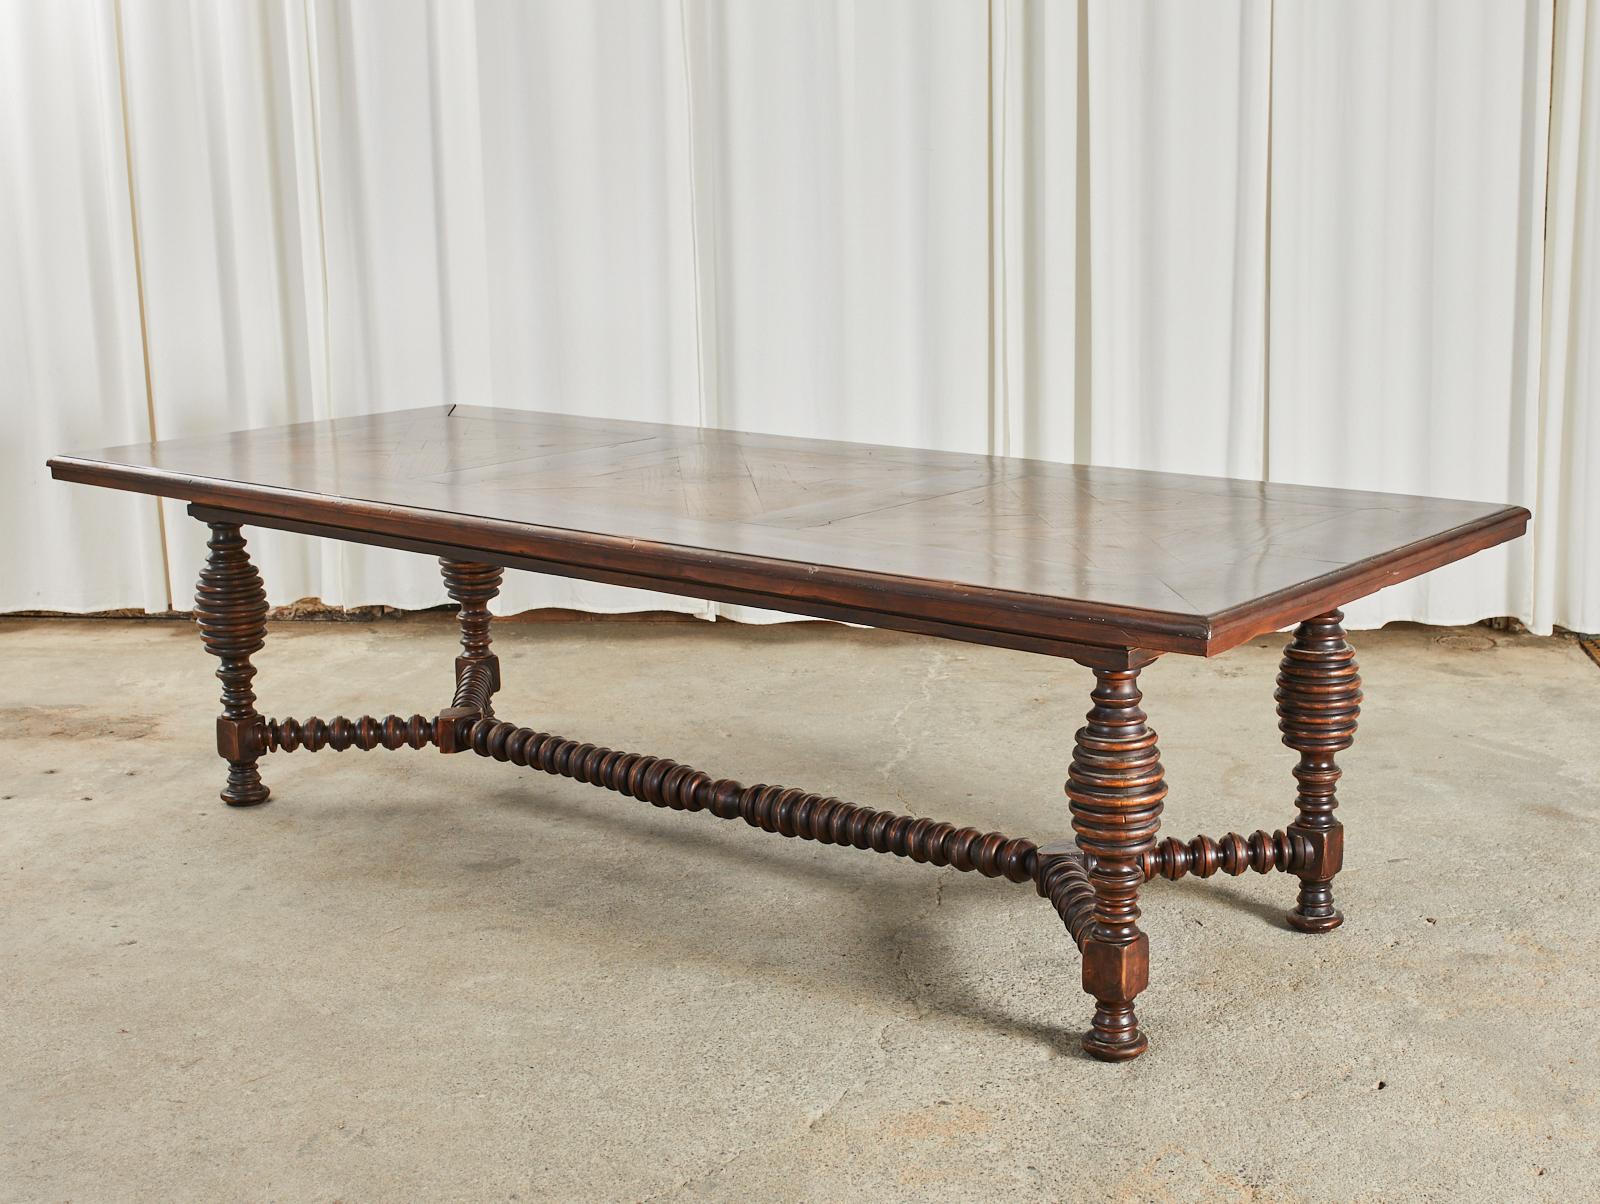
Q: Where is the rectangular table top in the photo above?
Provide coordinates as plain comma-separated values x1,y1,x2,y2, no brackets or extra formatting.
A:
50,405,1528,661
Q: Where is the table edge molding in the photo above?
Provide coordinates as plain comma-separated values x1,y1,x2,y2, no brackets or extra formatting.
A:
48,454,1529,658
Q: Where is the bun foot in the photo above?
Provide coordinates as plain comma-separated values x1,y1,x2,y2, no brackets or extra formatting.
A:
1288,907,1343,934
221,765,270,807
1083,1025,1149,1062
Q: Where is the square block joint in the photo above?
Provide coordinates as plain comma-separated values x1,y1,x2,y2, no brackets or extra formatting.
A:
216,715,265,762
1289,822,1344,881
1081,931,1150,1001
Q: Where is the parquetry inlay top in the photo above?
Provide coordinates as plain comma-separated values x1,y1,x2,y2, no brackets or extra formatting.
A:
49,405,1529,657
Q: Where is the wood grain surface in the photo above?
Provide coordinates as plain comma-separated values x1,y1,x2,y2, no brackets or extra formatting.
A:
50,405,1528,658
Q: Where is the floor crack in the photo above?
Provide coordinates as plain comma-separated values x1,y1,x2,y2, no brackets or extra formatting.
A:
876,647,951,792
803,868,953,1138
637,1139,764,1203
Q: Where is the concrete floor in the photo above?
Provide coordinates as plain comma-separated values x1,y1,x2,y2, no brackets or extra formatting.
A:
2,614,1596,1202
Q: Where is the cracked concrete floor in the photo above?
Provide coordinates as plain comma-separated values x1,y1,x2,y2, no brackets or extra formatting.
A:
2,614,1598,1202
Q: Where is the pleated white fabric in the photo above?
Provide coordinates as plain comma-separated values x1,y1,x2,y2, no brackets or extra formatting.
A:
1535,1,1600,635
0,2,168,613
1084,1,1272,479
116,0,711,615
3,0,1596,635
1268,0,1555,631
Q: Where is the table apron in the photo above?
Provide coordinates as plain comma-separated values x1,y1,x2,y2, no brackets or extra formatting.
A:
188,504,1161,670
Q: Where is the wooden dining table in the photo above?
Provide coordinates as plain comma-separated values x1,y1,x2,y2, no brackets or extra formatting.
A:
50,404,1529,1061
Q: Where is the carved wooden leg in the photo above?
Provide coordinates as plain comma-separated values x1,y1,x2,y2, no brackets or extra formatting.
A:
1067,667,1166,1061
194,522,270,806
1276,610,1362,933
439,559,503,722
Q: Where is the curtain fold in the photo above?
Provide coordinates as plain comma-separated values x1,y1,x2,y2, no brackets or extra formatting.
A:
5,0,1596,636
1267,0,1554,631
119,0,712,616
1534,0,1600,635
119,0,326,609
1083,0,1272,479
0,0,168,613
991,0,1083,465
683,0,989,622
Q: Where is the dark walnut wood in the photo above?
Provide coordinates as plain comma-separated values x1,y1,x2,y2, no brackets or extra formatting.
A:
1276,610,1362,933
48,408,1529,1060
266,713,441,753
48,405,1528,662
1143,828,1314,881
194,522,271,806
440,559,503,722
1066,669,1167,1061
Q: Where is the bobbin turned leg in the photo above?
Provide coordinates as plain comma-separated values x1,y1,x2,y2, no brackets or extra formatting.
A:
437,560,503,749
1068,667,1166,1061
194,522,270,806
1276,610,1362,933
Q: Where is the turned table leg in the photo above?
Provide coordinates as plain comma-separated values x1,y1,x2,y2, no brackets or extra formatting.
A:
1068,667,1167,1061
439,559,503,724
1276,610,1362,933
194,522,270,806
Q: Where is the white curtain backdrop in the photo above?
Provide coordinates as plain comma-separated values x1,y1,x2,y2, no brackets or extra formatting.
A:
1268,0,1554,630
0,2,169,613
2,0,1595,636
1538,0,1600,634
